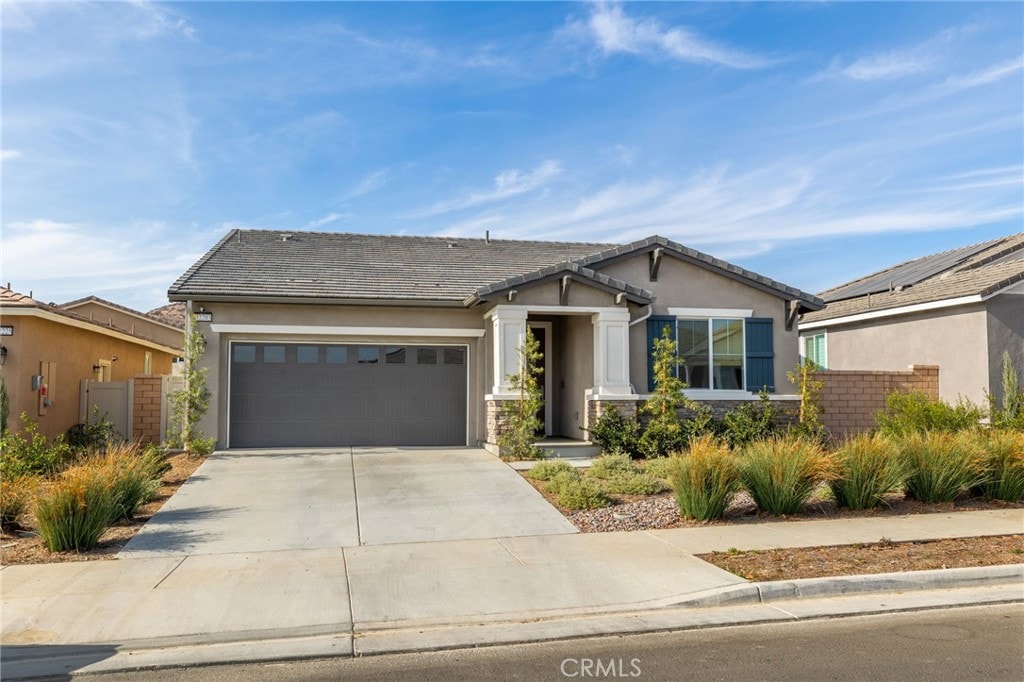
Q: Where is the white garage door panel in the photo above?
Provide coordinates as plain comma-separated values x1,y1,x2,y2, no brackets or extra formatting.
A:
229,343,467,448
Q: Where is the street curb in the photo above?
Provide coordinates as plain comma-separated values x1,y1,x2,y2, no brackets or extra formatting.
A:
673,563,1024,608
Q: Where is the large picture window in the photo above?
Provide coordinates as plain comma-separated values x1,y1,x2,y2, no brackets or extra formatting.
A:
677,318,745,391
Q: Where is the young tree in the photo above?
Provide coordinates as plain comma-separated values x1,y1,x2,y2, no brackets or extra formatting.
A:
787,358,826,439
498,327,545,459
169,319,213,456
638,326,695,458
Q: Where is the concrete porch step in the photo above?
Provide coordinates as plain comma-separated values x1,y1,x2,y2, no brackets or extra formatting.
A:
506,440,603,471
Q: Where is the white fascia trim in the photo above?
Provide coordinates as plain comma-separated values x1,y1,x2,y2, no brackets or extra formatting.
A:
799,295,983,331
484,304,625,319
668,307,753,318
209,323,485,338
1,307,182,355
636,391,801,401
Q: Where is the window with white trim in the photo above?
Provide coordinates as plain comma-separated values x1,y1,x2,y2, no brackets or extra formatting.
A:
677,318,745,390
804,333,827,369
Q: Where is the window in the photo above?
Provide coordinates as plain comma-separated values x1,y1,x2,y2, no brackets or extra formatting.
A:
417,348,438,365
677,318,744,391
297,346,319,364
263,346,286,363
444,348,465,365
357,347,379,364
386,347,407,364
144,351,153,375
804,333,827,369
325,346,348,364
233,345,256,363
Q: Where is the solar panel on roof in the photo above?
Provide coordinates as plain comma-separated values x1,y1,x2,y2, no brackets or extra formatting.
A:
822,238,1004,303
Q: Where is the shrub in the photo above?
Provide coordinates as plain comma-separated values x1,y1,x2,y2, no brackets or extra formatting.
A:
35,466,116,552
637,418,686,459
876,391,984,437
739,435,834,516
604,471,668,496
975,430,1024,502
680,405,723,444
641,456,677,482
186,436,217,458
586,407,642,458
556,478,613,510
0,475,37,527
545,469,583,495
585,453,637,480
722,390,782,447
988,351,1024,431
66,408,120,452
829,433,906,510
525,459,576,481
669,436,741,521
0,413,75,478
899,431,985,503
100,442,164,522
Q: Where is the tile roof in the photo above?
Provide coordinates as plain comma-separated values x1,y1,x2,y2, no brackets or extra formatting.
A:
168,229,823,308
803,233,1024,323
0,288,41,307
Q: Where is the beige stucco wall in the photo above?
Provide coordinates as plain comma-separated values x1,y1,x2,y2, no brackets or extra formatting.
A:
598,254,798,394
191,300,488,448
64,301,184,350
0,314,175,438
987,293,1024,403
510,279,621,308
557,315,593,438
805,303,990,405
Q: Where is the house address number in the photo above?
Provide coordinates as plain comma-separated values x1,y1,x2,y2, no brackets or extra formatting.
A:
0,326,13,336
194,312,213,322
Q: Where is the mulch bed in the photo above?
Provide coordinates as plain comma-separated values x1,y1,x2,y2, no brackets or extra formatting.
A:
0,452,206,566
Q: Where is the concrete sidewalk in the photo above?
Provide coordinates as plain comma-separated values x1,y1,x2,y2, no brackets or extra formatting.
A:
2,509,1021,678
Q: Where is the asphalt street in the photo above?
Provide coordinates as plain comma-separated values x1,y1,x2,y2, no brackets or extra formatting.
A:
80,604,1024,682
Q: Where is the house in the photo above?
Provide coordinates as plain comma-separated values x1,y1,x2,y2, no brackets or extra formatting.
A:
799,233,1024,406
167,229,823,450
0,287,184,439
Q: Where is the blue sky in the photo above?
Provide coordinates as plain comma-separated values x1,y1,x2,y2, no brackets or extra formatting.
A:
2,1,1022,313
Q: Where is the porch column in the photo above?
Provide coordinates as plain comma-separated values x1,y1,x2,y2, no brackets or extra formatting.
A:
489,306,528,395
591,309,634,396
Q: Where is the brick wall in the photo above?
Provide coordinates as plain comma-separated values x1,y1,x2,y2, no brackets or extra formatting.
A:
132,375,163,444
816,365,939,438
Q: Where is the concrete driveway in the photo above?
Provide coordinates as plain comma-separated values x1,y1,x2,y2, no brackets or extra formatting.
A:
120,448,577,557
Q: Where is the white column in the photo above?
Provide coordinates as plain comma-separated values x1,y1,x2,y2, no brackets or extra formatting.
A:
591,309,635,396
490,306,528,395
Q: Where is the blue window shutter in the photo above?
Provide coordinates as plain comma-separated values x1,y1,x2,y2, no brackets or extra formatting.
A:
745,317,775,392
647,316,676,391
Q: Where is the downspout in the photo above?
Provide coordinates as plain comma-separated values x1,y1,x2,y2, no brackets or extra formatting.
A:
629,304,653,327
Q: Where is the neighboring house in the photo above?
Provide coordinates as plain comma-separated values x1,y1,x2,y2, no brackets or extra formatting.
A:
799,233,1024,406
61,296,187,350
0,287,184,438
168,229,822,450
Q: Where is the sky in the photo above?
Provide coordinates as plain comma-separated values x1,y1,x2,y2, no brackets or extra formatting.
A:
2,1,1022,313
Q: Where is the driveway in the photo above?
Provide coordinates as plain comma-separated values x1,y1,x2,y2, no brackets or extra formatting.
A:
120,448,577,557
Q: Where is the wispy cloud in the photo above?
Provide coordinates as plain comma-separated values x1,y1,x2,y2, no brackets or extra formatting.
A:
1,149,23,161
942,55,1024,89
303,212,349,229
418,159,563,216
343,169,391,200
573,2,776,69
816,24,977,82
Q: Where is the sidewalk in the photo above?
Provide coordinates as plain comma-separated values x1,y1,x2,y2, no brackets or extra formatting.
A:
2,509,1022,678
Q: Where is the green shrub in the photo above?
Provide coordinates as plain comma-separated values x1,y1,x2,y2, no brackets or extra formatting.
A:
586,407,642,458
186,436,217,458
100,442,164,522
35,466,116,552
899,431,985,503
585,453,637,480
0,475,37,526
525,459,576,481
670,436,741,521
829,433,906,510
988,351,1024,431
556,478,613,510
0,413,75,478
722,390,782,447
975,430,1024,502
66,408,120,452
545,469,583,495
740,435,834,516
604,471,668,496
876,391,984,437
641,456,677,482
638,418,686,459
680,405,723,444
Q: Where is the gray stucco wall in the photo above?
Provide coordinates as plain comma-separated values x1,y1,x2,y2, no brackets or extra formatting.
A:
598,255,799,394
805,303,991,405
558,315,593,438
986,293,1024,403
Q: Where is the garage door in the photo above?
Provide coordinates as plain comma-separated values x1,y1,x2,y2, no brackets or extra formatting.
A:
229,343,467,448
